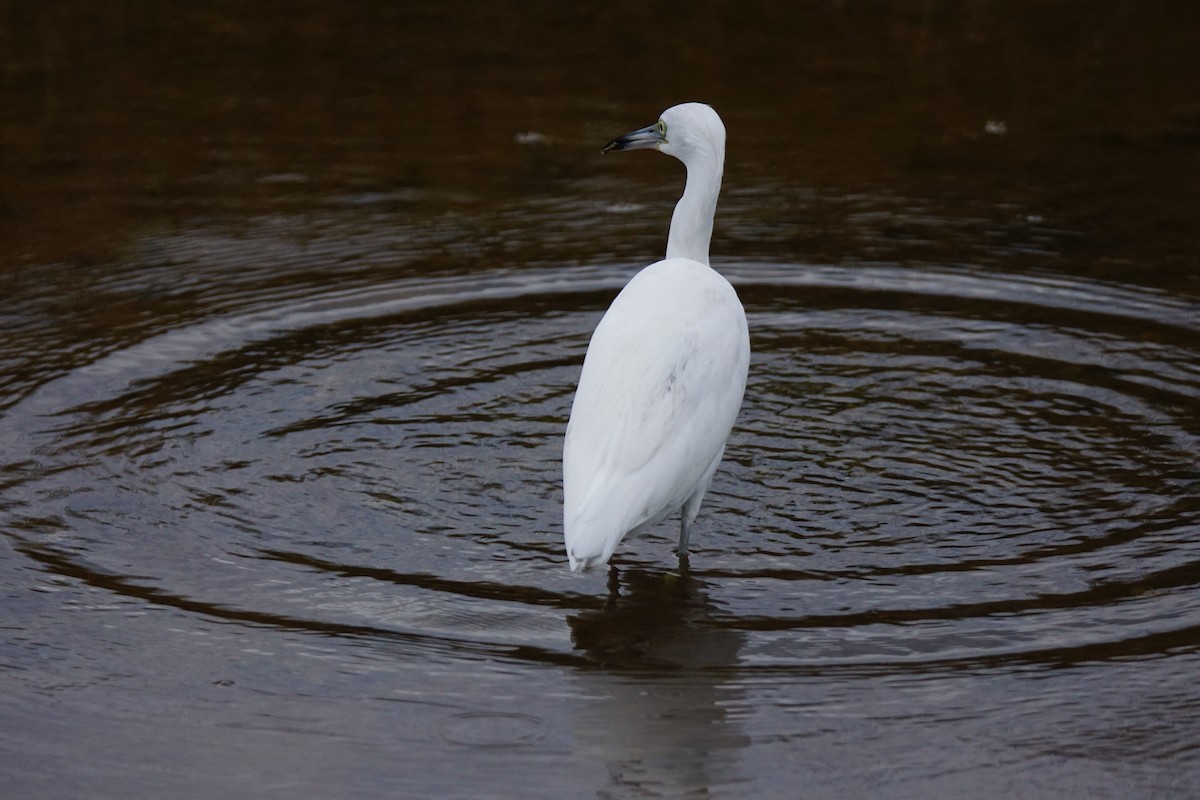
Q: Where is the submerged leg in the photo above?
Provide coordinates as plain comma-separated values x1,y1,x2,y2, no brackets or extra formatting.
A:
605,563,621,608
676,514,694,575
676,547,691,575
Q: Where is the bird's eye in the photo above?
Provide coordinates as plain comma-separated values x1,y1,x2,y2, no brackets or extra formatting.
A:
657,120,667,137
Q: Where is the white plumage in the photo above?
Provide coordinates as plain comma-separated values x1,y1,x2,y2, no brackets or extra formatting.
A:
563,103,750,573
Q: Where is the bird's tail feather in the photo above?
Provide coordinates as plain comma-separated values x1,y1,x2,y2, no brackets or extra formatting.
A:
565,517,622,573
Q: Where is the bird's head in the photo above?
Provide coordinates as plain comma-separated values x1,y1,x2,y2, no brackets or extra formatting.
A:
603,102,726,169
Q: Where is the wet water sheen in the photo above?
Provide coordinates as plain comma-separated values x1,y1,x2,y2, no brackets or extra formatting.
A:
2,2,1199,798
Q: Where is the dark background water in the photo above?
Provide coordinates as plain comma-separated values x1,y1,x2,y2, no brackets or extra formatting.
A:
2,2,1198,798
4,1,1198,283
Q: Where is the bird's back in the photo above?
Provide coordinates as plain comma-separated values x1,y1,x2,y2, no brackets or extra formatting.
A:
563,258,749,570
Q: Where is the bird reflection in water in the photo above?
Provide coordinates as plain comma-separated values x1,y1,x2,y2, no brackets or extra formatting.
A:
567,567,749,798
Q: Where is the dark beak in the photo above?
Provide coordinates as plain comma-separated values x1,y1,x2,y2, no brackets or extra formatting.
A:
603,123,664,153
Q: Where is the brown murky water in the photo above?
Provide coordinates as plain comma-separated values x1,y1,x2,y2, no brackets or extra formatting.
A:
2,2,1198,798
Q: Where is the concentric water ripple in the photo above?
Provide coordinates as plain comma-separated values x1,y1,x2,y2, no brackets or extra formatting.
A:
2,262,1197,678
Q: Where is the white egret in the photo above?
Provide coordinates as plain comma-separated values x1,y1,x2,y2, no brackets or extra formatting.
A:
563,103,750,573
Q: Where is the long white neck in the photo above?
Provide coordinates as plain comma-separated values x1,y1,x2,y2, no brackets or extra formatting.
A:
665,150,723,267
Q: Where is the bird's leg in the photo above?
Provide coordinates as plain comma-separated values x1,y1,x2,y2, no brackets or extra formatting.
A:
677,509,692,555
605,563,621,608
